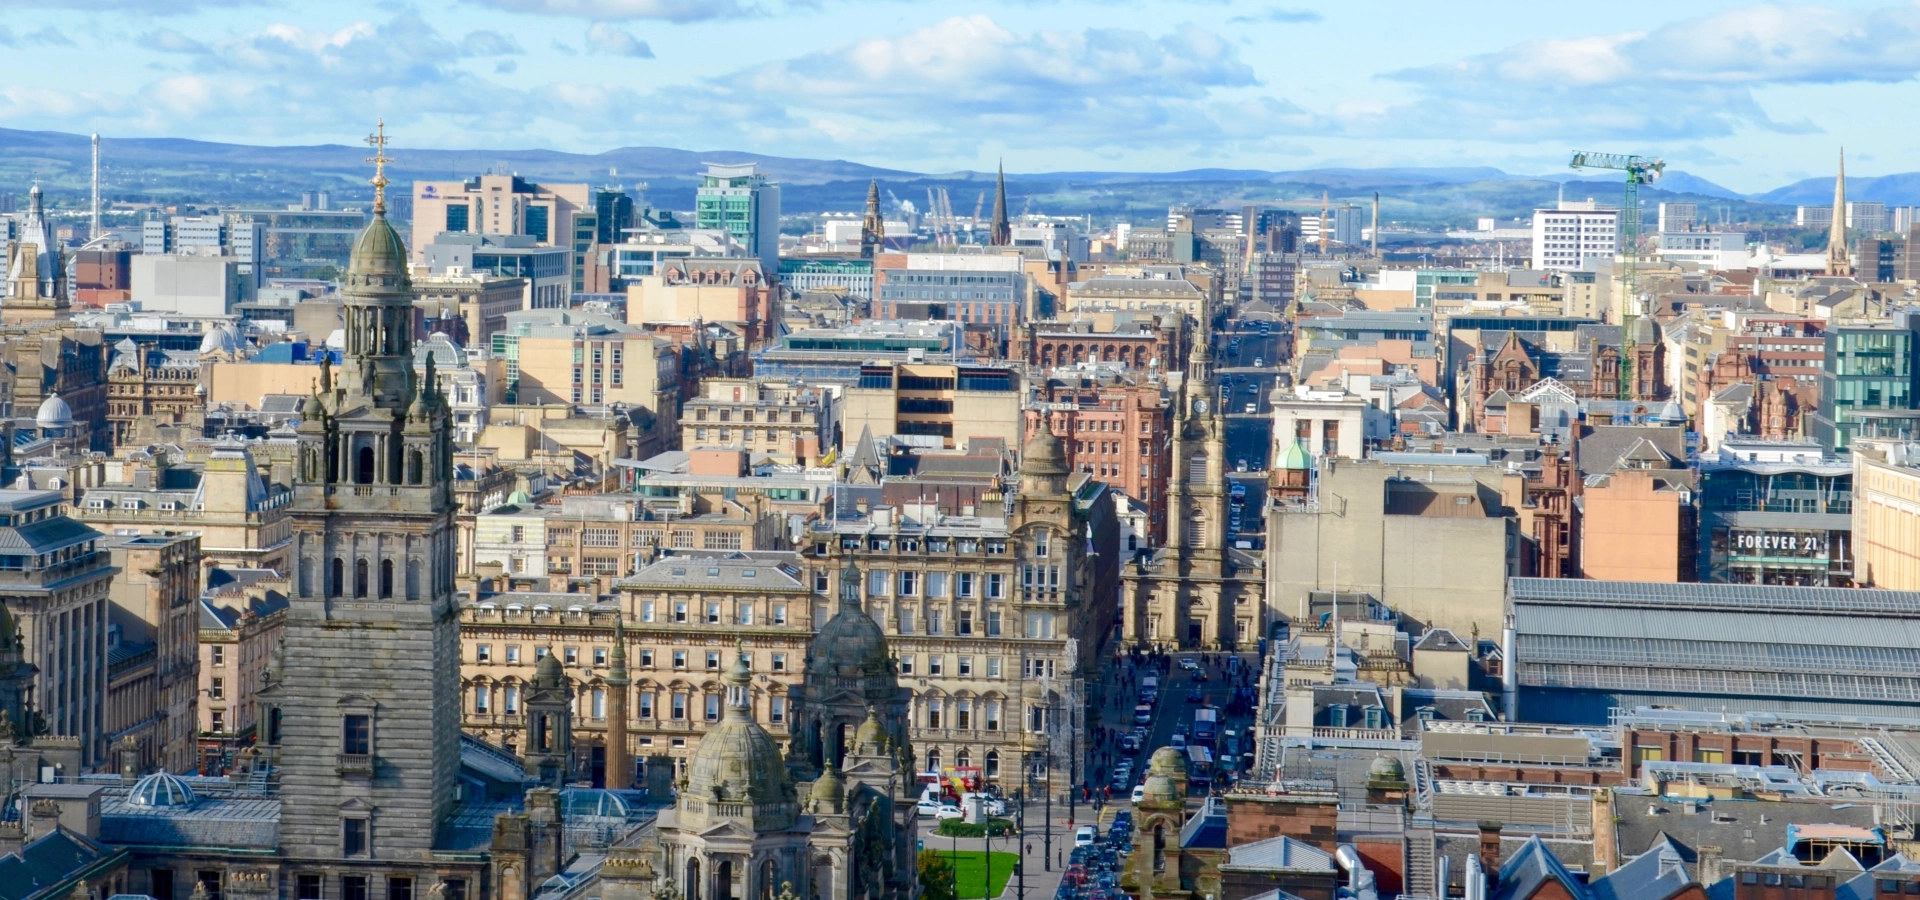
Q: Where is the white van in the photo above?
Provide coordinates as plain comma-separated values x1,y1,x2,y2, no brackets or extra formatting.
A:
1075,825,1096,847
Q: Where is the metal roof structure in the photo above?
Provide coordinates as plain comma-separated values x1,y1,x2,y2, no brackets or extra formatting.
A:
1511,578,1920,721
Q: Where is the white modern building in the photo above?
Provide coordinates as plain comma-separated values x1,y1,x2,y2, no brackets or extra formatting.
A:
1530,201,1619,271
1654,231,1749,269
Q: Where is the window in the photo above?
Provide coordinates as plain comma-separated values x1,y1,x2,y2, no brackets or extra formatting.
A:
868,570,889,596
987,573,1005,599
211,711,226,733
706,693,722,721
211,646,226,667
928,698,944,728
900,654,915,675
738,603,754,625
928,610,944,635
506,645,522,664
707,603,722,624
899,608,915,634
926,571,947,598
988,657,1002,678
639,692,655,719
958,573,975,598
342,714,371,755
957,700,971,729
771,696,786,724
672,692,688,720
772,603,787,625
594,647,607,666
505,685,519,714
297,874,323,900
210,677,225,700
388,878,413,900
673,650,687,669
987,610,1002,636
674,602,688,623
640,649,654,668
343,817,369,856
340,877,369,900
985,700,1001,731
476,644,492,663
474,686,490,714
958,610,973,635
564,647,579,666
929,656,943,676
642,601,656,622
772,653,787,672
959,657,972,676
591,689,606,719
706,651,721,670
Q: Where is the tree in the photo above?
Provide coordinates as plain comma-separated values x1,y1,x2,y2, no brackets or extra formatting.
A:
918,850,957,900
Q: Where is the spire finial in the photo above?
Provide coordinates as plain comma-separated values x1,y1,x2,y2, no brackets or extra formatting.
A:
365,120,394,217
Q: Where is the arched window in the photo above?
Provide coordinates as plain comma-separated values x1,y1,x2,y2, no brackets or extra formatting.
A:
956,748,971,769
927,748,941,772
686,858,702,900
354,558,369,598
407,450,424,485
379,559,394,599
355,445,375,484
330,557,344,597
985,750,1000,778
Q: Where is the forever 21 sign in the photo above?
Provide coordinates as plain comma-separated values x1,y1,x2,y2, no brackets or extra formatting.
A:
1732,531,1826,555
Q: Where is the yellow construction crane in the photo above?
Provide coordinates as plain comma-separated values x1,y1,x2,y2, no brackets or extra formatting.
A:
1569,151,1665,400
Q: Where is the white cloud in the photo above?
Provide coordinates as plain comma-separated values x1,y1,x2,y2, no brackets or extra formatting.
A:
627,15,1289,160
584,22,652,58
1379,3,1920,141
0,24,75,46
462,30,523,56
466,0,753,22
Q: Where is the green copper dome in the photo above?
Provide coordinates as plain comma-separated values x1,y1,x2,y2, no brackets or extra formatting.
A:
1277,437,1312,471
344,213,410,294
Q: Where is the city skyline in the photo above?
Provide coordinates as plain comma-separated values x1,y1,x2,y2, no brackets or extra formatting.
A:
0,0,1917,192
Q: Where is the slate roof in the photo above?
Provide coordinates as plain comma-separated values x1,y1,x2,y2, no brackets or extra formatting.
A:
0,514,99,556
1576,425,1688,477
1220,834,1336,873
1588,835,1696,900
0,829,121,900
618,551,806,591
99,794,281,850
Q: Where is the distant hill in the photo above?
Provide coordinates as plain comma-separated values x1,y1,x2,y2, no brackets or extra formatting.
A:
0,126,1814,228
1758,173,1920,207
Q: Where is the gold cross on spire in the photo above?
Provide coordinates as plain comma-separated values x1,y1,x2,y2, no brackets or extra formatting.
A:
365,119,393,216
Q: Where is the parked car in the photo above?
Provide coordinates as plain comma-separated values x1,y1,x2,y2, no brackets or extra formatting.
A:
1076,826,1097,847
918,798,962,819
1131,783,1148,803
1170,733,1188,749
1253,357,1264,367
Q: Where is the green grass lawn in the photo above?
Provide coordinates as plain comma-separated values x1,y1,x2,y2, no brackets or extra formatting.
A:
936,850,1019,900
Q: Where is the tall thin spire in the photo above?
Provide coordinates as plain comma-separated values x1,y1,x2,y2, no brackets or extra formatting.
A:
365,119,393,217
860,179,883,260
1827,147,1853,277
990,161,1011,246
605,613,632,789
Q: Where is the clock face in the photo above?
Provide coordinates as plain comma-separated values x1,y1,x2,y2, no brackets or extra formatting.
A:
1194,398,1209,415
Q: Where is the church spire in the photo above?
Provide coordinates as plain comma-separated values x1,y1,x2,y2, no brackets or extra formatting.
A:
1827,147,1853,277
990,161,1011,246
860,179,883,260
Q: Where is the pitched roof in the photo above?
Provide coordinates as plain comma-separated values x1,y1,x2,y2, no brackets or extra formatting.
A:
0,829,120,900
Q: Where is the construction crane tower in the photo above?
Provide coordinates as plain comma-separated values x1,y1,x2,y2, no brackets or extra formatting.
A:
1569,150,1665,401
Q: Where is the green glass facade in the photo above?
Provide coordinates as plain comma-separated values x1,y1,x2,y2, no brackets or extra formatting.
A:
1814,317,1920,453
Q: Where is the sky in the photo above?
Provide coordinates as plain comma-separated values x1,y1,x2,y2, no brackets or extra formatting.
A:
0,0,1916,192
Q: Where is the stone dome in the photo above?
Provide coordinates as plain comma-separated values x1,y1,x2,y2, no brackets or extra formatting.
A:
807,559,891,680
347,212,410,284
1020,423,1070,477
853,706,887,754
1141,746,1188,805
1368,755,1405,781
809,762,846,813
682,649,797,827
533,650,565,690
34,392,72,430
128,772,198,808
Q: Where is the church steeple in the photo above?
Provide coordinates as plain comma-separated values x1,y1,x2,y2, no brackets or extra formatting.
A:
1828,148,1853,277
860,180,883,260
990,161,1011,246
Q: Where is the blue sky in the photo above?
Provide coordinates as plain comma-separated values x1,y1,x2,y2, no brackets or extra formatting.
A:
0,0,1915,191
